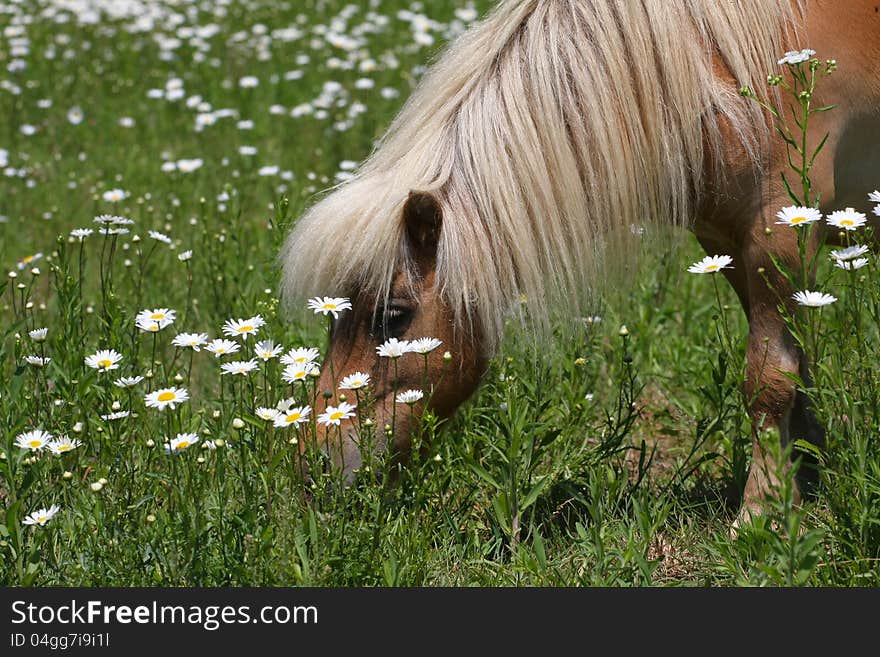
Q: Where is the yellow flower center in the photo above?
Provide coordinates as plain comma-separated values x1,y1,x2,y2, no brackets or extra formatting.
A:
98,359,113,369
330,411,344,421
285,413,301,423
148,323,159,331
217,348,226,354
705,264,719,272
28,440,42,448
22,255,34,263
57,444,71,452
150,313,165,320
237,325,254,333
37,515,48,523
322,303,336,310
157,391,175,402
791,216,806,224
176,441,190,450
840,219,854,226
352,380,362,387
294,372,305,379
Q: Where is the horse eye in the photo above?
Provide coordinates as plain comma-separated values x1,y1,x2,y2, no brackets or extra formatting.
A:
372,305,413,339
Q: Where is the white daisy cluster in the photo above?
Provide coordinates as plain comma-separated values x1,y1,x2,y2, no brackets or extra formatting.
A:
775,204,869,232
691,194,877,308
375,336,443,358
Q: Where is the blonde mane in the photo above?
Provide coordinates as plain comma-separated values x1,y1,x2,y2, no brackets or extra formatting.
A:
281,0,801,350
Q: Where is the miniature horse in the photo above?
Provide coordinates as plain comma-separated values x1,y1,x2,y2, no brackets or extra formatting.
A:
281,0,880,525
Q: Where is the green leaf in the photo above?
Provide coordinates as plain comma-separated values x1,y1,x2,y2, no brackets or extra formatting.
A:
466,458,501,490
532,531,546,569
491,493,511,534
520,474,552,511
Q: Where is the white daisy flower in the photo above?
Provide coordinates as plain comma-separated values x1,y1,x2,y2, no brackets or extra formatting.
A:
22,504,60,527
281,362,319,383
70,228,94,240
830,244,869,261
826,208,867,231
48,436,82,455
256,407,282,422
792,290,837,307
28,328,48,342
254,339,282,361
100,410,131,421
220,359,259,376
93,214,133,225
102,188,129,203
172,332,208,351
222,315,265,340
275,397,298,413
178,250,193,261
17,253,43,270
687,254,733,274
99,227,130,236
84,349,123,372
339,372,370,390
307,296,352,319
176,158,203,173
272,405,311,428
409,337,442,354
145,387,190,411
774,206,822,227
778,48,816,65
114,375,144,388
205,338,241,357
869,191,880,203
148,230,172,244
15,429,52,451
67,106,84,125
25,355,50,367
165,432,199,453
317,402,356,426
239,76,259,88
280,347,320,366
377,337,410,358
395,389,424,405
136,308,176,332
834,257,868,271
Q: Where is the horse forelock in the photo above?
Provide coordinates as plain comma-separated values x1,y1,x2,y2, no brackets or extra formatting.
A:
280,0,804,352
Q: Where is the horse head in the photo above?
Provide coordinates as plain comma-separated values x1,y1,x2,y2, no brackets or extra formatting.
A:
296,191,486,482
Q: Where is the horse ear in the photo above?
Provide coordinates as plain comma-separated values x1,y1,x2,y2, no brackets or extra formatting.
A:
403,190,442,258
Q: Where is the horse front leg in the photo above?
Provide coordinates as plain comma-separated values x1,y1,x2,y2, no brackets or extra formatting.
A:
698,226,825,527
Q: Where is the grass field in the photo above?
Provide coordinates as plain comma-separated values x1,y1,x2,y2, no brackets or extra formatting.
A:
2,0,880,587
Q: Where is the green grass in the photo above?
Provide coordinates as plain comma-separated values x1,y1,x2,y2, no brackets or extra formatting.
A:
2,0,880,587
